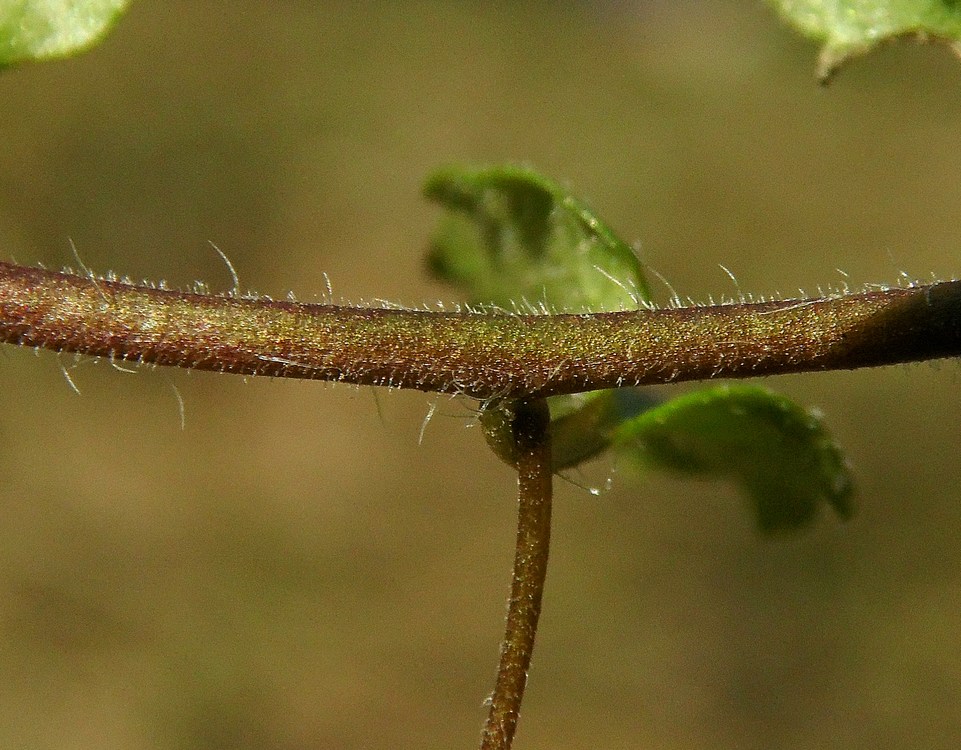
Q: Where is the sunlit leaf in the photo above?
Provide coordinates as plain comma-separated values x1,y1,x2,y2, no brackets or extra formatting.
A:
766,0,961,81
613,385,854,532
0,0,131,67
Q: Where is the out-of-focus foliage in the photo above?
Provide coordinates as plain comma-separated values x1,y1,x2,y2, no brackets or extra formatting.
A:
431,166,854,532
426,164,650,313
614,385,854,531
0,0,130,67
768,0,961,81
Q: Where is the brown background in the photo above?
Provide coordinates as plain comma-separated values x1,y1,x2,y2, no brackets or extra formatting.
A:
1,2,961,748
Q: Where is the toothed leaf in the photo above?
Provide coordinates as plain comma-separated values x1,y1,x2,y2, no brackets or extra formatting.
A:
613,385,854,532
766,0,961,81
0,0,130,67
424,165,649,313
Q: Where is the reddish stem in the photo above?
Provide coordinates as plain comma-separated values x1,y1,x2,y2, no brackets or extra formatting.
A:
2,261,961,399
481,399,552,750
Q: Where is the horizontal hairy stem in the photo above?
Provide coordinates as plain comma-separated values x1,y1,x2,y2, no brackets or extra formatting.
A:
1,261,959,399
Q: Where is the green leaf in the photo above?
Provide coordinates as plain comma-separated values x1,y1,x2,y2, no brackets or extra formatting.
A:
424,164,650,313
427,168,854,532
0,0,131,68
766,0,961,81
427,165,656,475
613,385,854,532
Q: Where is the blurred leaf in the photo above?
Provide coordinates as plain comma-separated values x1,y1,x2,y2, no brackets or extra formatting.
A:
766,0,961,81
0,0,130,67
424,164,650,312
427,165,657,473
613,385,854,532
427,167,852,533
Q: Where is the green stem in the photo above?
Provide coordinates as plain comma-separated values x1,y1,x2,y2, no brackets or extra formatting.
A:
481,399,552,750
2,261,961,399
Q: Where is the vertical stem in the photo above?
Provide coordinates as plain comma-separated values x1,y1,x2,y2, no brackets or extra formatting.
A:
481,399,553,750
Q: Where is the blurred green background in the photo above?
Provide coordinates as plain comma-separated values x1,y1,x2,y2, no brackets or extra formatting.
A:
2,2,961,748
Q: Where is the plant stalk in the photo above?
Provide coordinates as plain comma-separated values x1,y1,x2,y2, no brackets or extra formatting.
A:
2,262,961,399
481,399,553,750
